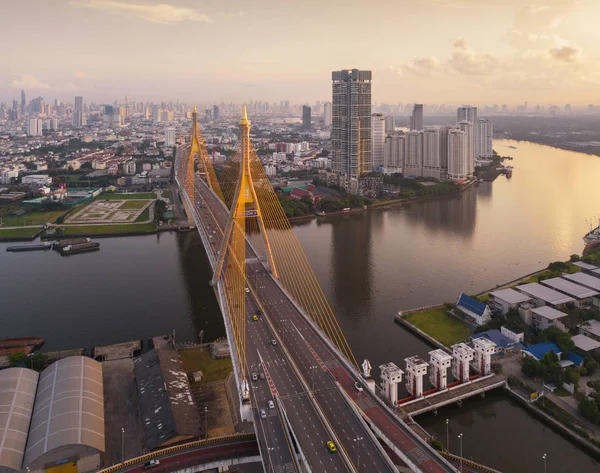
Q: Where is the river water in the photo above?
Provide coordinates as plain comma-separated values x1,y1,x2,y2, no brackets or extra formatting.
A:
1,139,599,471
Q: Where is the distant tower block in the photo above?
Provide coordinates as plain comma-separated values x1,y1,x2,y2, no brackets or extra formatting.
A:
379,362,403,404
452,343,475,383
473,338,496,375
405,356,428,398
429,349,453,390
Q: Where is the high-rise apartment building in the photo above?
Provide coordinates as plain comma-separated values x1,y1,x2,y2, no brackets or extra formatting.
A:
438,125,452,178
165,127,176,147
476,119,493,158
404,130,422,177
458,121,474,175
302,105,311,130
448,129,468,180
410,104,423,131
457,106,477,157
385,115,395,133
423,127,441,179
213,105,220,121
384,134,404,173
73,96,85,127
371,113,385,170
27,118,43,136
21,90,26,114
331,69,372,180
323,102,332,127
75,96,83,112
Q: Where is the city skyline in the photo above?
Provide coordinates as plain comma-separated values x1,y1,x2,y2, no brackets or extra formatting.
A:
2,0,600,104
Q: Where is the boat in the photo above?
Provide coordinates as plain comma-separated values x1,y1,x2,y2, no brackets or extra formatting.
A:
59,242,100,256
583,219,600,248
0,337,45,356
53,238,91,251
6,242,52,252
509,146,517,149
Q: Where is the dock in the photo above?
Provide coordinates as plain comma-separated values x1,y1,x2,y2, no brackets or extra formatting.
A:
399,374,507,419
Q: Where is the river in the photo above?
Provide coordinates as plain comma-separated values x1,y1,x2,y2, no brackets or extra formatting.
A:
1,139,599,471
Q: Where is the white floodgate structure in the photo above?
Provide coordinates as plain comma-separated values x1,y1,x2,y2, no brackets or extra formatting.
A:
405,356,429,398
429,349,453,390
379,362,404,404
452,343,475,383
472,338,495,376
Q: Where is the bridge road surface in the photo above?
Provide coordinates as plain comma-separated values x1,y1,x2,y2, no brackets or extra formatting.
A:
189,176,397,473
192,182,353,473
190,170,460,473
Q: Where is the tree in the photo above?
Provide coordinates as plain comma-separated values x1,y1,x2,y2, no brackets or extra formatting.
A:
579,399,600,424
570,254,581,262
545,327,575,354
522,357,539,379
27,353,48,372
8,352,26,367
548,261,570,272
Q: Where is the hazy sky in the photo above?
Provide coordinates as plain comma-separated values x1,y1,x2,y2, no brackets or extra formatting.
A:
2,0,600,105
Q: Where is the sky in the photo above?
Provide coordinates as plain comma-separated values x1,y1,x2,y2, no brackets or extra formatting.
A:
2,0,600,106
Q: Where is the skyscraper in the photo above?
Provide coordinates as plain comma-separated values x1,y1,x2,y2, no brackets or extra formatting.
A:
371,113,385,170
448,129,468,180
457,105,478,157
404,130,422,177
27,118,43,136
213,104,220,121
458,121,474,175
165,127,176,147
302,105,311,130
385,115,395,133
438,125,452,179
73,96,85,127
323,102,332,127
410,104,423,131
384,134,404,173
331,69,372,180
423,127,441,179
476,119,493,158
21,90,26,114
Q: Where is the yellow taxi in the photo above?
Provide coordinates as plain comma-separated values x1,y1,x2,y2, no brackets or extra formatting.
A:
326,440,337,453
252,315,259,321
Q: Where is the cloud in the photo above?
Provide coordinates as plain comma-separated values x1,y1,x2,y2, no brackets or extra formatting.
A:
9,74,51,90
75,70,88,79
549,45,581,62
71,0,213,24
401,56,442,76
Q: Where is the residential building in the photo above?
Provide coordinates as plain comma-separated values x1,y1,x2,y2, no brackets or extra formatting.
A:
476,119,493,158
73,96,85,127
371,113,385,170
213,104,220,121
540,277,599,307
410,104,423,131
447,128,467,180
458,121,474,176
522,342,562,362
422,127,440,179
27,118,43,136
302,105,311,130
404,131,422,177
124,161,137,175
21,89,26,114
384,134,404,173
457,105,478,125
438,125,451,179
164,127,175,147
515,282,575,309
331,69,372,181
579,320,600,341
529,306,568,331
488,288,531,315
323,102,332,127
456,293,492,326
385,115,395,133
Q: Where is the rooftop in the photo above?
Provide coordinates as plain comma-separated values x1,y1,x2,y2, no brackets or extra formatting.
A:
472,329,517,349
404,355,428,367
541,277,599,299
515,283,575,305
573,261,598,271
530,305,568,321
523,342,561,361
472,336,498,351
563,272,600,292
581,319,600,337
456,293,488,317
489,288,531,304
379,362,404,377
571,334,600,352
429,349,453,363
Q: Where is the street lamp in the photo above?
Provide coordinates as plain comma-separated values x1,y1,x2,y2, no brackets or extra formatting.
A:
458,433,463,473
121,428,125,464
543,453,547,473
446,419,449,452
354,436,363,471
204,406,208,440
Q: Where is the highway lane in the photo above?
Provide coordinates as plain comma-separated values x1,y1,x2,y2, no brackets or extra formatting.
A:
188,176,396,472
189,178,352,473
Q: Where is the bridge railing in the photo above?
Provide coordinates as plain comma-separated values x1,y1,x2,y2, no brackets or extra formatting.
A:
439,451,502,473
97,433,257,473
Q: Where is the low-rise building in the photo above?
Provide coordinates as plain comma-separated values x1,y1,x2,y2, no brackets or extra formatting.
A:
22,174,51,186
529,306,568,331
522,342,562,361
571,334,600,352
455,293,492,326
580,319,600,341
488,288,531,315
515,283,575,309
540,277,599,307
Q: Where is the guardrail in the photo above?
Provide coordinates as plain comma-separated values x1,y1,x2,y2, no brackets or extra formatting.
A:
439,451,502,473
97,433,257,473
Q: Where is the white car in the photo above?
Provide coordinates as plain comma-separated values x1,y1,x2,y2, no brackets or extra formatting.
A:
354,382,363,392
245,287,250,293
268,400,275,410
260,409,267,419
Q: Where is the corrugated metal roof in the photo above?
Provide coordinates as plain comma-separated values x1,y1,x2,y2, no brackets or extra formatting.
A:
0,368,39,473
489,288,531,304
522,342,561,361
515,283,575,305
541,277,599,299
457,293,488,317
23,357,104,468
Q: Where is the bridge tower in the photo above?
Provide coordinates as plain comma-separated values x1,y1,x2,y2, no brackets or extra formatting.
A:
212,105,278,284
429,349,453,390
451,342,475,383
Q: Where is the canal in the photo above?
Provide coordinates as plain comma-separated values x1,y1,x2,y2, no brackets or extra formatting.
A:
1,139,600,471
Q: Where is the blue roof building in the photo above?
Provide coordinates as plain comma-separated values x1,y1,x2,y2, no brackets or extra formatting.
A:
566,352,584,367
522,342,562,361
456,293,492,326
472,329,517,351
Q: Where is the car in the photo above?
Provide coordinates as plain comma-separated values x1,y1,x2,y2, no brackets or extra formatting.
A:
245,287,250,293
259,372,265,380
144,460,160,469
260,409,267,419
268,400,275,409
270,339,277,346
354,382,363,392
326,441,337,453
251,373,258,381
252,315,258,321
255,309,262,315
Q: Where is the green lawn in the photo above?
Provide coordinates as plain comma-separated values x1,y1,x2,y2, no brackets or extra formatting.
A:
405,308,472,347
120,200,150,210
0,226,42,239
2,210,67,226
61,222,156,236
134,205,152,222
99,192,157,200
179,347,233,384
161,190,170,199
